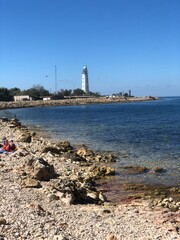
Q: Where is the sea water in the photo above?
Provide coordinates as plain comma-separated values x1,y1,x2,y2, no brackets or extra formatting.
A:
2,97,180,187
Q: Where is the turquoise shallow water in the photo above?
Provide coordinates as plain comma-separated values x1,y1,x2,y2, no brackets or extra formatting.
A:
2,96,180,186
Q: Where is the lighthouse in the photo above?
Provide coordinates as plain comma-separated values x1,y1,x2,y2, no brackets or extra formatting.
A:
82,65,89,94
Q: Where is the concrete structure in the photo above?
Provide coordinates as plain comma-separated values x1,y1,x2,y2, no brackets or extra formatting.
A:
82,65,89,94
14,95,31,102
42,96,52,101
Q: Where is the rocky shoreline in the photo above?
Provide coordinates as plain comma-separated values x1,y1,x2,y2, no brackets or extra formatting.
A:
0,117,179,239
0,96,159,110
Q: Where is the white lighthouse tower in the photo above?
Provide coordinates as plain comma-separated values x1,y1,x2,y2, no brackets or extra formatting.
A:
82,65,89,94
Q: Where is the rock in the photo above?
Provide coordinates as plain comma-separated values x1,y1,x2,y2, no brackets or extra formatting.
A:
88,165,115,179
56,141,73,152
86,190,99,200
77,147,95,161
16,147,29,157
98,192,107,202
33,158,58,181
121,166,148,174
0,218,6,225
42,146,62,155
1,117,8,122
18,133,32,143
10,118,21,126
53,234,69,240
63,152,87,162
48,194,60,202
26,158,58,181
154,167,166,173
21,177,41,188
97,152,116,162
106,234,118,240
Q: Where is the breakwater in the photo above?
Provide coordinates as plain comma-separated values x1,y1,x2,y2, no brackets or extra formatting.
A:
0,96,158,110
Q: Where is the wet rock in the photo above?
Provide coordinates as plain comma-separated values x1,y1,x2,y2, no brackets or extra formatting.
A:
88,165,115,179
154,167,166,173
121,166,148,174
77,147,95,161
95,152,116,162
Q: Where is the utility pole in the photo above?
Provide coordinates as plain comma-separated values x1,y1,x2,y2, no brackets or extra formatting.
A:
55,65,57,93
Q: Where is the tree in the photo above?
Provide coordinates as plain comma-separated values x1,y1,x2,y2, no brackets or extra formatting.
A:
32,85,50,96
89,91,101,97
0,88,12,101
22,85,50,99
73,88,85,96
9,87,22,96
63,89,72,96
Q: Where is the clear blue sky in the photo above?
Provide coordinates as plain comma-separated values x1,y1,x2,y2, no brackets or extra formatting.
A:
0,0,179,96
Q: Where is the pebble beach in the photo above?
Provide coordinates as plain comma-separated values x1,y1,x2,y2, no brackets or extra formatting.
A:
0,116,179,240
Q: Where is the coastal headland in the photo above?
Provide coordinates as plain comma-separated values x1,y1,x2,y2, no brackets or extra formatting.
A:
0,117,179,239
0,96,158,110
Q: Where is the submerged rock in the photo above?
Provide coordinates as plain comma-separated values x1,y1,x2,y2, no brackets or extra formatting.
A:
154,167,166,174
121,166,148,174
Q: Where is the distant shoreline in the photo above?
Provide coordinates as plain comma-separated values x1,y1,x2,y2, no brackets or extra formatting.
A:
0,96,159,110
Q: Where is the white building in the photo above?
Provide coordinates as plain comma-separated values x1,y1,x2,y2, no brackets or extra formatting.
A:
82,65,89,94
14,95,31,102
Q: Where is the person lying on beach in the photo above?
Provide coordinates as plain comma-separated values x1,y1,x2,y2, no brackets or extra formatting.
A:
0,139,16,153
